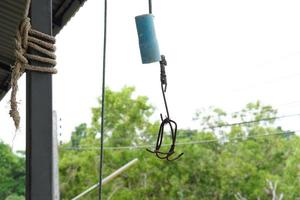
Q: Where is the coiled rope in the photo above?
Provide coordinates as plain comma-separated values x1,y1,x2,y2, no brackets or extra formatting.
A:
10,0,57,129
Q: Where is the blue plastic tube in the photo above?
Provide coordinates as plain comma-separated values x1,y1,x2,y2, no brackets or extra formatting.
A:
135,14,161,64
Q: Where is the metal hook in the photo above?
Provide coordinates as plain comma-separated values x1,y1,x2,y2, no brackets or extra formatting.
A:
160,55,167,92
146,112,183,161
146,55,183,161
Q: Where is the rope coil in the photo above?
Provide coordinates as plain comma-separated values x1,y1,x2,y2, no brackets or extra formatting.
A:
10,17,57,129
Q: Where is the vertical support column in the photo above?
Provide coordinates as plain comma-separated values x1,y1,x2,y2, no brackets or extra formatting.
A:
26,0,53,199
53,111,60,200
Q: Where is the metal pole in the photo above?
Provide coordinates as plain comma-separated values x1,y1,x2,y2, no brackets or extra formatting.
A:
72,158,139,200
26,0,53,199
53,111,60,200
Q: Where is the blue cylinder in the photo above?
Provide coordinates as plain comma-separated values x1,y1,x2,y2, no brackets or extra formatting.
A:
135,14,161,64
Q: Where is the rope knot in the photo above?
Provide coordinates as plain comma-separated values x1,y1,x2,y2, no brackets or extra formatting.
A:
20,18,31,49
10,16,57,129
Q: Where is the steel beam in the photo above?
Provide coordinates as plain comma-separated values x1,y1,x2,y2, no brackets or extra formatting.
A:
26,0,54,199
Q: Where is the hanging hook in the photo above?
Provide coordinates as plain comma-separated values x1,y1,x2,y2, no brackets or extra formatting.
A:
146,55,183,161
146,114,183,161
160,55,167,92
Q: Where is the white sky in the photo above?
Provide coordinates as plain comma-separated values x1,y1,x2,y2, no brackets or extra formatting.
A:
1,0,300,151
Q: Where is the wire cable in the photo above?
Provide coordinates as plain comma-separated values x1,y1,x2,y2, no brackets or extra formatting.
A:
98,0,107,199
202,113,300,130
148,0,152,14
62,130,299,151
62,112,300,152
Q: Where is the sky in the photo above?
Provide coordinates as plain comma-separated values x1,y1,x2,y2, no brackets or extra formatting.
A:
1,0,300,151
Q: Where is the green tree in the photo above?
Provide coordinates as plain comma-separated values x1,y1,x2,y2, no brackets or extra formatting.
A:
195,102,300,199
59,86,300,200
71,123,88,147
2,87,299,199
4,194,24,200
59,87,156,199
0,142,25,200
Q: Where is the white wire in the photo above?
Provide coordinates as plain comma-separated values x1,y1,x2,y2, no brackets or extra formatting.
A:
62,130,300,151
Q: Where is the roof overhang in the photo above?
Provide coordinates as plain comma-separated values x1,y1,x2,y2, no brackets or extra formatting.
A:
0,0,88,100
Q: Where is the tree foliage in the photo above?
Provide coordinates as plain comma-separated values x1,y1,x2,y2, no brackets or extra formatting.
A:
1,87,300,199
58,88,300,199
0,142,25,200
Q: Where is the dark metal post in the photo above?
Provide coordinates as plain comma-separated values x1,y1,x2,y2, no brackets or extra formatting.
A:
26,0,53,199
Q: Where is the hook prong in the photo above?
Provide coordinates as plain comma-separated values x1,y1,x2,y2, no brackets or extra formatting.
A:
146,55,183,161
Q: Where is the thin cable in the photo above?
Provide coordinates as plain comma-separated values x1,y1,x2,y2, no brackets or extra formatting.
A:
62,130,299,151
203,113,300,130
148,0,152,14
66,112,300,145
63,113,300,151
99,0,107,199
